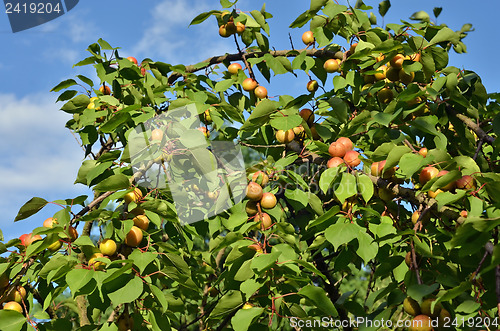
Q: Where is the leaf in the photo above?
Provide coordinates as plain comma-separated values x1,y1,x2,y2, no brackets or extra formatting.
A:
407,283,439,302
427,27,460,46
108,275,144,305
325,222,360,250
94,174,130,192
334,172,357,203
284,189,309,209
240,99,277,131
129,250,156,274
385,146,411,170
433,7,442,18
51,79,77,92
231,307,265,331
410,10,430,22
60,94,90,114
0,310,26,331
66,268,94,296
210,290,244,319
99,112,131,133
357,174,374,202
149,284,169,313
215,79,235,92
378,0,391,17
251,251,281,274
14,197,48,222
298,285,338,316
269,114,302,131
356,231,378,264
189,10,217,25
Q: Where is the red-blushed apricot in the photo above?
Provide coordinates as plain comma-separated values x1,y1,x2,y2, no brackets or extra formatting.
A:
255,213,272,229
328,142,347,158
251,171,269,186
125,226,143,247
299,109,315,126
260,192,277,209
306,80,318,92
132,215,150,231
126,56,138,65
409,315,432,331
327,157,344,168
124,187,143,204
248,243,263,253
276,129,295,143
418,148,427,157
390,54,405,69
419,166,439,185
246,182,263,201
343,150,361,167
245,200,258,216
336,137,353,151
242,78,258,91
3,301,23,313
228,63,242,74
455,175,476,190
254,86,268,99
323,59,341,73
99,85,111,95
43,217,58,228
301,31,314,45
99,238,117,256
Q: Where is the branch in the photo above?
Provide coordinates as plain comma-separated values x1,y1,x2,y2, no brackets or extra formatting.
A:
445,105,495,145
167,48,343,84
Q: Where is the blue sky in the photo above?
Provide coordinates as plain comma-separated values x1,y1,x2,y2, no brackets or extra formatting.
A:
0,0,498,241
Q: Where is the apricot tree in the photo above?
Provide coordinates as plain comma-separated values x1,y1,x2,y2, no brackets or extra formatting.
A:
0,1,499,330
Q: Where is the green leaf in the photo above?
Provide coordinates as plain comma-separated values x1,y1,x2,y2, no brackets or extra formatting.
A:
60,94,90,114
94,174,130,192
129,250,156,274
285,189,309,209
51,79,77,92
189,10,217,25
231,307,265,331
356,231,378,264
298,285,338,316
410,10,430,22
108,275,144,305
0,310,26,331
75,160,98,185
269,114,302,131
325,222,360,250
215,79,235,92
66,268,94,296
14,197,48,222
433,7,442,18
357,174,374,202
385,146,411,170
100,112,131,133
240,99,277,131
334,172,357,203
407,283,439,302
210,290,244,319
378,0,390,17
251,251,281,274
149,284,169,313
427,27,460,46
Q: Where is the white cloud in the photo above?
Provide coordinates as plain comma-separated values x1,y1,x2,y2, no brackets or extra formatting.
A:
0,93,90,232
132,0,234,64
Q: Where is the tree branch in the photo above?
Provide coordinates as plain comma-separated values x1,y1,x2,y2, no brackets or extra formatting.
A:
167,48,344,84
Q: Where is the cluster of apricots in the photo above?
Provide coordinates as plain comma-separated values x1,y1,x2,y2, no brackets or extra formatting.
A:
327,137,360,169
217,11,245,38
245,171,277,230
403,297,451,331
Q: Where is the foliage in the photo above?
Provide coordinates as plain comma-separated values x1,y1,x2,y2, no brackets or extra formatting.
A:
0,0,499,330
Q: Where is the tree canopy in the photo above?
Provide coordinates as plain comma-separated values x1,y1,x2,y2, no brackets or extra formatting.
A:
0,1,499,330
